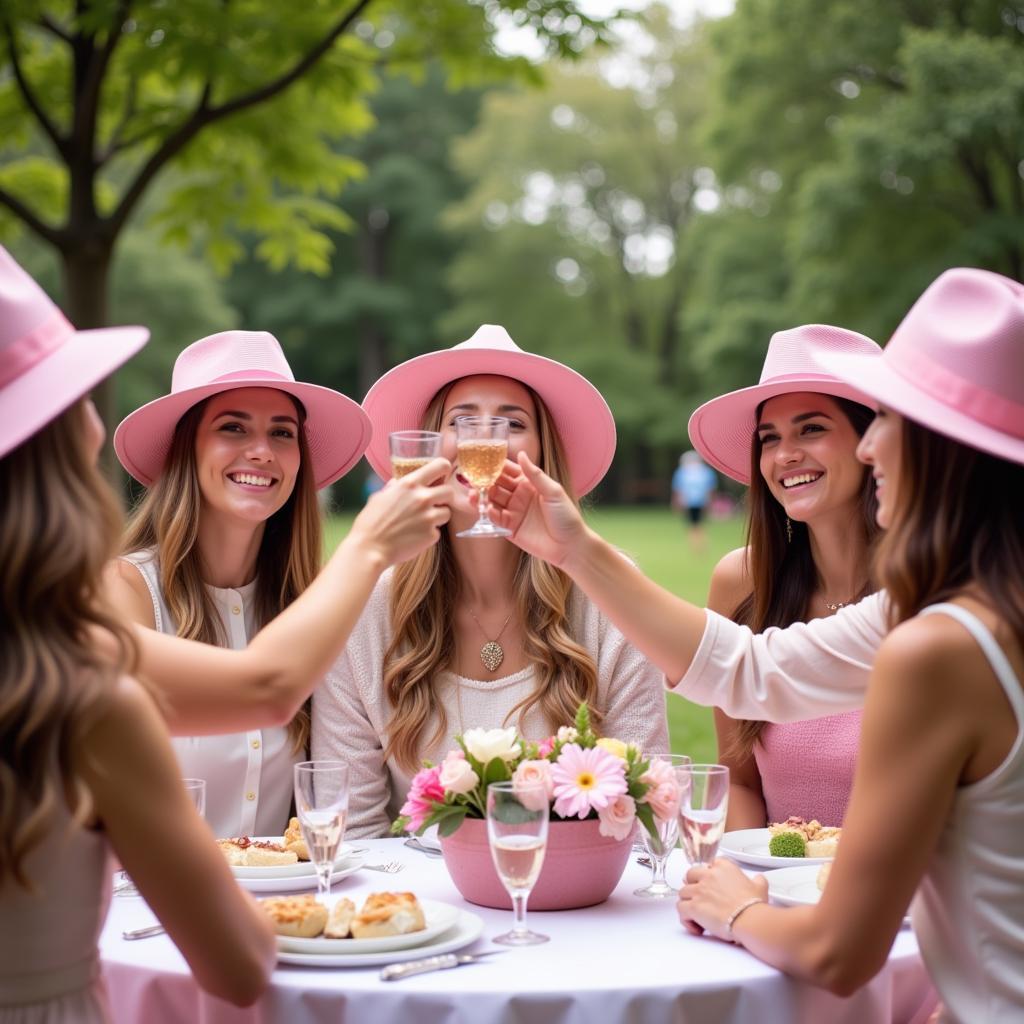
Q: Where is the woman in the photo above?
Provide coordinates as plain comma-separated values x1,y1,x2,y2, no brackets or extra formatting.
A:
1,246,452,1020
690,325,881,828
312,325,670,837
493,269,1024,1019
107,330,371,838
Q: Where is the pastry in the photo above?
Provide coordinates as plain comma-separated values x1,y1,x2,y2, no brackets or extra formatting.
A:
768,817,841,857
324,898,356,938
350,892,426,938
283,817,309,861
260,894,328,938
816,862,832,892
217,837,299,867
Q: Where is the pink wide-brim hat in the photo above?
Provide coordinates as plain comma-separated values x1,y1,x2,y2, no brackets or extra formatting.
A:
362,325,616,497
114,331,371,489
0,246,149,460
687,324,881,484
817,267,1024,467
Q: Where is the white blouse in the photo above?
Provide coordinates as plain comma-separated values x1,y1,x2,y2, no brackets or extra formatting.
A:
121,551,301,838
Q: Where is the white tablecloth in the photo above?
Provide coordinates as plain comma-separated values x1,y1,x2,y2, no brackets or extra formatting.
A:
100,838,937,1024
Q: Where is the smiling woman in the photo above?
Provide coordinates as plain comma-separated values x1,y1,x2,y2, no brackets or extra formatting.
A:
107,331,371,839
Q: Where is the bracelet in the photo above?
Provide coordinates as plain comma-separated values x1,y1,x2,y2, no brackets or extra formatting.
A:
725,896,766,939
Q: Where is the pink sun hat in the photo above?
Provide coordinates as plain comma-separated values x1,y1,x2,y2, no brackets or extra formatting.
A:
362,325,616,497
687,324,881,484
114,330,371,489
1,246,149,460
816,267,1024,466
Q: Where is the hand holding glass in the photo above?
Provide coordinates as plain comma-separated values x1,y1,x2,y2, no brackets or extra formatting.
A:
389,430,442,478
294,761,349,899
456,415,512,538
634,754,690,898
487,781,549,945
676,764,729,866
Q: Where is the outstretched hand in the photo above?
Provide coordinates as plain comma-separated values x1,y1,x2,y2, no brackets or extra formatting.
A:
347,457,454,567
485,451,589,568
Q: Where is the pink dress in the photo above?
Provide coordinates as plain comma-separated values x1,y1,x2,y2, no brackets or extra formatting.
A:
753,710,863,826
0,805,112,1023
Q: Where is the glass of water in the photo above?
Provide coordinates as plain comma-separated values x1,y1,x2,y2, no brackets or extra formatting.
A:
294,761,349,899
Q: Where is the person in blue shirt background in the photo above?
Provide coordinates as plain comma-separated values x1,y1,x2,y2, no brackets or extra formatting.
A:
671,450,717,553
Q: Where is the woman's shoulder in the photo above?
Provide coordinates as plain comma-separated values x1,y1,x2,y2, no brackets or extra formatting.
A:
707,547,751,615
104,555,158,629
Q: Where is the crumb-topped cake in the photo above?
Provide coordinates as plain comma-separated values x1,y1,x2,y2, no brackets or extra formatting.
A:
216,837,299,867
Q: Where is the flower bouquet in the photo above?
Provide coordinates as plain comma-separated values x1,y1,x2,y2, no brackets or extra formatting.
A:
393,704,679,845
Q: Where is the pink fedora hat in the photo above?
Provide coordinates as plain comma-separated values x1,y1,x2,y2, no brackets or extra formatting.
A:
687,324,881,484
362,325,616,496
114,331,371,489
0,246,149,459
817,268,1024,466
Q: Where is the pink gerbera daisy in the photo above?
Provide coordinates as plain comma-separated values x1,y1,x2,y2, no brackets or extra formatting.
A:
550,744,628,819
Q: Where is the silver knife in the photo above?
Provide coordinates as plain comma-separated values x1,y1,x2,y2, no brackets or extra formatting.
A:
380,950,505,981
122,923,166,940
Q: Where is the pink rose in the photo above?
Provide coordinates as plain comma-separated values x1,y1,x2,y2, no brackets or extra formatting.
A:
439,750,479,795
537,736,556,758
400,765,444,833
513,760,555,811
598,794,636,840
641,758,680,822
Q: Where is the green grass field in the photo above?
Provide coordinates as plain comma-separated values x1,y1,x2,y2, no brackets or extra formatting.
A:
325,507,745,762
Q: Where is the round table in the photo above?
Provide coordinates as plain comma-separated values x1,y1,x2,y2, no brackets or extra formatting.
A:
100,838,937,1024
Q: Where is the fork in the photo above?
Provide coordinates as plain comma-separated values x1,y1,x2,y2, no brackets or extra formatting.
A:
361,860,404,873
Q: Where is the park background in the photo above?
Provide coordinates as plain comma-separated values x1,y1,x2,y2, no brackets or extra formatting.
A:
3,0,1022,757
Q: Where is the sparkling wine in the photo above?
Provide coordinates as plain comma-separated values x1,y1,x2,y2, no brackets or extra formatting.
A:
391,455,431,478
679,807,726,865
300,809,346,866
491,834,546,891
457,439,508,489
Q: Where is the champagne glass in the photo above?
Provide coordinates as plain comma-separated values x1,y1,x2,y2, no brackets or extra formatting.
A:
634,753,690,898
116,777,208,898
487,781,549,945
675,764,729,866
455,415,512,538
294,761,349,900
389,430,441,478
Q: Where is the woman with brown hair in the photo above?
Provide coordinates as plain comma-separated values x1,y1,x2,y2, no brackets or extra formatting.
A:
690,325,881,829
0,245,452,1020
107,331,371,838
312,326,670,837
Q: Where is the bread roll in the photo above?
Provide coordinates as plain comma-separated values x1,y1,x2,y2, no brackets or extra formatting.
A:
261,895,328,938
351,892,426,938
283,817,309,861
816,862,832,892
324,898,356,939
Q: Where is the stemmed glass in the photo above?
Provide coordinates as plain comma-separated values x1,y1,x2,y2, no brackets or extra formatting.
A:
389,430,441,478
293,761,350,900
634,753,690,898
455,415,512,538
486,781,549,945
116,777,207,897
675,764,730,866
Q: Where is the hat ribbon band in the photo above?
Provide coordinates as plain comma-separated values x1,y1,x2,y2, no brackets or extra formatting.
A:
0,310,74,389
757,371,848,387
206,368,295,386
885,346,1024,441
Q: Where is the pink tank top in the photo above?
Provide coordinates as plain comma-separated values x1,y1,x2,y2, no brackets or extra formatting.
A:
753,710,863,827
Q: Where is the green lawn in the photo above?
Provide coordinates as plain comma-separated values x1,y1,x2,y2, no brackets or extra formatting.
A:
325,507,745,762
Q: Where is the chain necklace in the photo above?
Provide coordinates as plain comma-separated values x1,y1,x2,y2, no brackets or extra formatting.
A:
467,609,513,673
824,599,848,613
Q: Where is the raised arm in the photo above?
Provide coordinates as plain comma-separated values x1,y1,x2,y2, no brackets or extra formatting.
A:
126,459,454,734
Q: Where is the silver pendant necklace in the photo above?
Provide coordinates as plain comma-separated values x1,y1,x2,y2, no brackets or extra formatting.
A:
824,599,847,613
467,610,513,673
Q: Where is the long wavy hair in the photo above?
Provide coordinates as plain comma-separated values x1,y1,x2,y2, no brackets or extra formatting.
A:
1,402,137,889
383,382,601,772
877,418,1024,650
121,392,321,751
726,396,879,760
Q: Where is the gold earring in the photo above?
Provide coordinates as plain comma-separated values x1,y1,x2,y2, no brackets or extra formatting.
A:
786,517,793,543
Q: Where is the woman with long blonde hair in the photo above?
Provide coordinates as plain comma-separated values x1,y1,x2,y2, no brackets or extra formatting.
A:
312,326,670,837
107,331,370,838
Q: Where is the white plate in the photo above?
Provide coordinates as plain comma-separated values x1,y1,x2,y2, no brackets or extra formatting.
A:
228,838,354,880
719,828,834,869
237,851,366,893
278,898,459,954
276,910,485,968
766,864,911,925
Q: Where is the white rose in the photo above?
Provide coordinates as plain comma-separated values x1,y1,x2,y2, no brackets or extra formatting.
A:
439,753,479,795
556,726,578,743
462,727,521,764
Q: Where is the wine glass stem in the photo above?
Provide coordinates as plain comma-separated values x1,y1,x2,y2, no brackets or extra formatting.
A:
510,891,530,937
650,852,670,887
316,862,332,899
477,486,491,525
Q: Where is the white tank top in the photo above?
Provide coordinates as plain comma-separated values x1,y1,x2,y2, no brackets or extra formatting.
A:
121,551,300,839
912,603,1024,1024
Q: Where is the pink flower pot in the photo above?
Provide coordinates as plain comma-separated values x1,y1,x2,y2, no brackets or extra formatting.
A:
439,816,631,910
